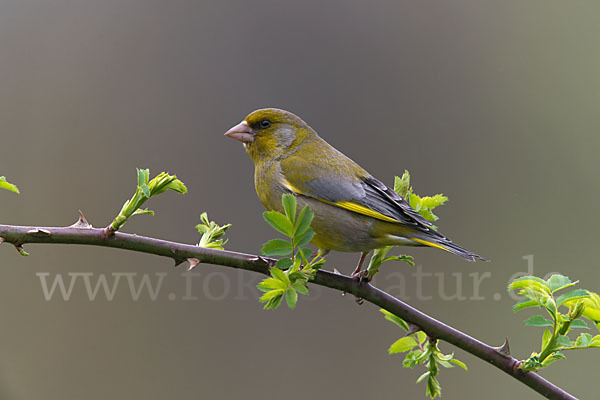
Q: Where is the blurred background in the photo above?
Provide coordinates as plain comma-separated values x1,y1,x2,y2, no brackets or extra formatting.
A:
1,1,598,399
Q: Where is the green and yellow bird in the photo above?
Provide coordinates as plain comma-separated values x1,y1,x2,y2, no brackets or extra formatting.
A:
225,108,485,277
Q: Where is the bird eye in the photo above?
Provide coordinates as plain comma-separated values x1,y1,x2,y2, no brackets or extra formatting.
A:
259,119,271,129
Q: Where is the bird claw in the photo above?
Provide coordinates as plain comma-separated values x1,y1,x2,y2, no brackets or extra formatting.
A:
350,270,370,304
351,269,370,284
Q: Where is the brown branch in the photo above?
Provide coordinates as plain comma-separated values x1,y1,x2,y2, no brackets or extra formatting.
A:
0,222,578,400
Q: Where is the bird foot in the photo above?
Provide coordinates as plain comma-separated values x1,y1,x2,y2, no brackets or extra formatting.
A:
350,270,370,305
351,269,370,284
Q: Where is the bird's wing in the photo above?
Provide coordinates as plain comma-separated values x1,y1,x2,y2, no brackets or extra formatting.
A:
279,154,435,230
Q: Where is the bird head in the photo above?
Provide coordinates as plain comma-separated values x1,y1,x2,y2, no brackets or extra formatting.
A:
224,108,315,162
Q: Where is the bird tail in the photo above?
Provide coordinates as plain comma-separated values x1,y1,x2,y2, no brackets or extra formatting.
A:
410,237,487,262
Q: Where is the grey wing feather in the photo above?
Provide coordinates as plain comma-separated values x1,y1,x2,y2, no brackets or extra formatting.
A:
300,173,436,230
301,177,365,203
361,176,437,230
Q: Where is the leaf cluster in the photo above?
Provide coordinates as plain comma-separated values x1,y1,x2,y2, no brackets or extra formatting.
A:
367,170,445,279
109,169,187,231
258,194,325,310
394,170,447,225
196,212,231,250
382,310,467,398
0,176,19,194
509,274,600,372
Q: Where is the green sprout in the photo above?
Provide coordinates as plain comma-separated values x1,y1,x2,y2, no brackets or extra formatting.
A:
0,176,19,194
508,274,600,371
382,309,467,398
196,212,231,250
108,168,187,232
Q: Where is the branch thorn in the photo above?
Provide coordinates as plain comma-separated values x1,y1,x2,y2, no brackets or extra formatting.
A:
493,337,511,358
70,210,93,229
255,256,275,267
186,257,201,271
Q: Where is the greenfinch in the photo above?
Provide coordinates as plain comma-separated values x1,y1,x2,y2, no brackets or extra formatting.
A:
225,108,484,276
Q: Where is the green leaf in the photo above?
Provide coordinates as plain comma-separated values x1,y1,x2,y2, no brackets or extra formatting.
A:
263,211,293,237
195,224,209,234
416,331,427,345
259,289,284,302
291,282,309,295
264,293,284,310
426,374,442,398
408,193,421,211
416,371,430,383
393,171,411,198
520,354,542,372
541,352,566,367
420,194,448,210
147,172,187,195
524,315,554,327
381,309,409,331
257,278,287,292
275,258,293,270
555,335,572,348
547,274,576,293
308,257,326,270
382,254,415,267
298,247,313,262
295,229,315,248
574,333,592,347
270,267,290,286
132,208,154,216
389,337,418,354
417,208,438,222
449,359,468,371
542,329,552,349
508,277,551,294
261,239,293,256
569,319,589,329
403,350,423,368
141,184,151,198
513,299,540,312
0,176,20,194
293,205,314,237
542,297,558,316
163,178,187,194
281,194,296,223
434,351,454,362
137,168,149,186
556,289,590,307
285,288,298,309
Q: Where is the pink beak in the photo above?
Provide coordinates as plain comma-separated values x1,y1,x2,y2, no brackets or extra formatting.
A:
224,121,255,143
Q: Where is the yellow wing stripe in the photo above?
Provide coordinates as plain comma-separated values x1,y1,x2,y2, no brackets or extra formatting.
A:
283,179,303,195
324,200,400,223
411,238,452,253
283,179,400,223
